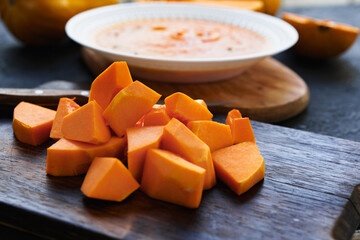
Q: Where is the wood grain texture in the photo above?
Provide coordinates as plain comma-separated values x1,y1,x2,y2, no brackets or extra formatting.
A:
82,48,309,123
1,116,359,240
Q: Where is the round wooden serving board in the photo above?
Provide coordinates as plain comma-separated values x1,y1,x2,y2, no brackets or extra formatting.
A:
82,48,309,123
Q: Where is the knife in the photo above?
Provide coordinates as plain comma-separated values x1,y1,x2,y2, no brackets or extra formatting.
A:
0,88,90,108
0,88,230,112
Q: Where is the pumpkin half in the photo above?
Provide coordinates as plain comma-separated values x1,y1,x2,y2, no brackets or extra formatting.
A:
0,0,118,45
282,12,359,59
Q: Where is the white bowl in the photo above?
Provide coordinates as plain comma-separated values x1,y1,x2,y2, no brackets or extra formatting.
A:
66,2,298,83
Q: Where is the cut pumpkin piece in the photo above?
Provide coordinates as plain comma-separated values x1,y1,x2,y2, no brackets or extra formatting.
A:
62,100,111,145
136,104,167,127
103,81,161,137
226,109,255,144
187,120,233,152
282,12,359,59
143,105,170,127
165,92,213,124
13,101,56,146
195,99,208,108
226,109,242,125
141,149,205,208
212,142,265,195
50,98,80,140
161,118,216,190
46,136,126,176
88,61,133,110
81,157,140,202
126,126,164,182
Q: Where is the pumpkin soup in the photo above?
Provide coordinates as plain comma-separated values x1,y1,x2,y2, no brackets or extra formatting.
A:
95,19,270,59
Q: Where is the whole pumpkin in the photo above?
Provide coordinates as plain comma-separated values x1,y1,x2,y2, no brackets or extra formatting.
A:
0,0,118,45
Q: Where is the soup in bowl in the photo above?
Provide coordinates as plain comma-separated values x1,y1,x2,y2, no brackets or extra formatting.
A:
66,3,298,83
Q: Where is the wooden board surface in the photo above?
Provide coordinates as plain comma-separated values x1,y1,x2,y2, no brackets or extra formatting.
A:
1,115,360,240
82,48,310,123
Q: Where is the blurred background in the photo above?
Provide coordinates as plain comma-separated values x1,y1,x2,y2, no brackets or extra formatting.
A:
283,0,360,7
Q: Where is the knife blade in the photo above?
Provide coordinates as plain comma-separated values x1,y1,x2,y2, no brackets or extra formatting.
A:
0,88,231,112
0,88,90,108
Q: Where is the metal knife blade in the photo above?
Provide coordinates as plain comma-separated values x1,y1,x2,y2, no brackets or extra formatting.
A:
0,88,231,112
0,88,90,108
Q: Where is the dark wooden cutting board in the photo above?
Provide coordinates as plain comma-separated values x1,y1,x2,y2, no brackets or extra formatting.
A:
1,115,359,240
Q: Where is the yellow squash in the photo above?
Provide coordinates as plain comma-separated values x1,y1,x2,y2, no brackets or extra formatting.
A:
0,0,118,45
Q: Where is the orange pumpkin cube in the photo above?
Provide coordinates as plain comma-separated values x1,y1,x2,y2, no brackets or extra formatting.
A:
226,109,255,144
46,136,126,176
103,81,161,137
81,157,140,202
187,120,233,152
89,61,133,110
161,118,216,190
143,106,171,126
126,126,164,182
13,102,56,146
141,149,205,208
62,100,111,145
165,92,213,124
50,97,80,140
212,142,265,195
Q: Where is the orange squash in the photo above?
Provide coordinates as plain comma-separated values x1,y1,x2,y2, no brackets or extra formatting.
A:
81,157,140,202
260,0,281,15
187,120,233,152
126,126,164,182
212,142,265,195
50,98,80,140
161,118,216,190
0,0,118,45
165,92,213,124
141,149,205,208
226,109,255,144
89,62,133,111
103,81,161,137
282,12,359,59
46,136,126,176
143,105,170,127
61,100,111,145
13,101,56,146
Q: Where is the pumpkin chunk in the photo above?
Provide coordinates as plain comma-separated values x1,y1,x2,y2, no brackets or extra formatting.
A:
46,136,125,176
195,99,208,108
226,109,242,124
212,142,265,195
126,126,164,182
187,120,233,152
50,97,80,140
165,92,213,124
143,104,170,126
141,149,205,208
226,109,255,144
103,81,161,137
62,100,111,144
13,101,56,146
81,157,140,202
89,61,133,110
161,118,216,190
